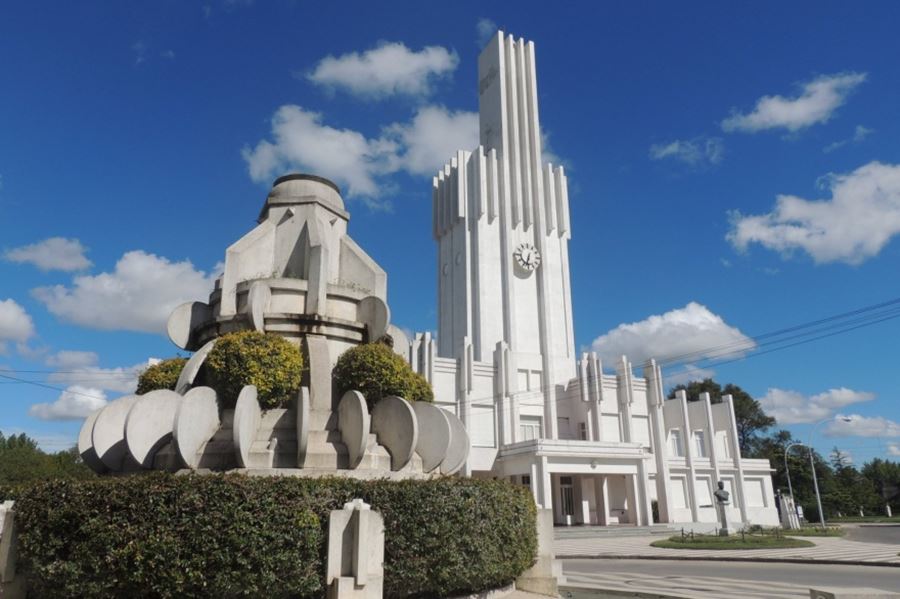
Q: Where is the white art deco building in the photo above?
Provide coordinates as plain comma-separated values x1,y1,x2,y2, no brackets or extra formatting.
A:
409,32,779,528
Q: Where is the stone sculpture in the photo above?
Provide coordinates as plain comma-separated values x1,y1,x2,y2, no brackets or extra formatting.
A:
78,174,469,479
713,480,730,536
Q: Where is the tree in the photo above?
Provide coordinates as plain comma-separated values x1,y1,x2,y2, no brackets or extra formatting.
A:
0,431,95,486
667,378,775,455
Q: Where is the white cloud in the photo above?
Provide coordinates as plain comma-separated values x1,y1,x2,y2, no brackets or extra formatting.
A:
0,299,35,354
383,105,479,176
823,125,873,153
29,385,107,421
722,72,866,133
46,350,99,369
727,161,900,264
476,18,497,46
242,105,396,198
32,250,216,334
758,387,874,424
307,42,458,99
590,302,754,366
887,443,900,456
242,104,478,200
825,414,900,438
649,136,724,167
4,237,91,271
47,361,146,394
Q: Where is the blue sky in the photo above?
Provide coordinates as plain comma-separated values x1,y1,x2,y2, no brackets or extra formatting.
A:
1,1,899,462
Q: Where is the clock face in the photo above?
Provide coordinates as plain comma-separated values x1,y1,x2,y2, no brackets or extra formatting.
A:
514,242,541,272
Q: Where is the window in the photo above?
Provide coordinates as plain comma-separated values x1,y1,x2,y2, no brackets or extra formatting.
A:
579,422,588,440
694,430,707,458
521,474,531,486
668,429,684,457
520,416,542,441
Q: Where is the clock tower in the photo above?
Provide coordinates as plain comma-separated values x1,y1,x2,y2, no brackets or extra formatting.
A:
432,31,575,439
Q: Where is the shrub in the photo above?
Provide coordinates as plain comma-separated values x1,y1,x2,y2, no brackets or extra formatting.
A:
204,330,303,409
333,342,434,409
136,358,187,395
12,475,536,599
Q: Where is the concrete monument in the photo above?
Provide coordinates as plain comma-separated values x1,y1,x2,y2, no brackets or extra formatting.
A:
78,174,469,480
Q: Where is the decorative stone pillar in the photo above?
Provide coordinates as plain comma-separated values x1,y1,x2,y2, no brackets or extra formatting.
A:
326,499,384,599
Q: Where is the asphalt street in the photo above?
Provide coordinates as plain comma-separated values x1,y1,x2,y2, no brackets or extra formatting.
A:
843,523,900,545
562,558,900,596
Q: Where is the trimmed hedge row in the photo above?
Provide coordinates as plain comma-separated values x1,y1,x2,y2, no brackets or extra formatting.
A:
9,474,536,598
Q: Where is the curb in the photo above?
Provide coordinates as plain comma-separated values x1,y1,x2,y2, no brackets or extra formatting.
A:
558,554,900,568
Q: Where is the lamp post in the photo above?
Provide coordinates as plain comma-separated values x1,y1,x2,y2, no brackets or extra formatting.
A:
783,441,806,502
808,415,853,530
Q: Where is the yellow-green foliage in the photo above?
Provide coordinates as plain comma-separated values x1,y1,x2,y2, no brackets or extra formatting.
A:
332,342,434,408
205,330,303,409
136,358,187,395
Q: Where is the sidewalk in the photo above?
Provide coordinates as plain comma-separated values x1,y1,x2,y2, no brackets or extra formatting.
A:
554,533,900,565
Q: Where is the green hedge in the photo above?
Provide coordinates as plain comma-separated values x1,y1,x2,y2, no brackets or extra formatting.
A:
333,342,434,409
136,357,187,395
205,330,304,409
10,474,536,598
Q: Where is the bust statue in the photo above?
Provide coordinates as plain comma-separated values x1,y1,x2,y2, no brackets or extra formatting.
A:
713,480,730,504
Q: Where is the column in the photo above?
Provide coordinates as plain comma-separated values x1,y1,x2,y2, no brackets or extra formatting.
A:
677,390,700,522
537,456,553,511
723,394,749,523
700,392,722,488
625,473,640,526
579,476,593,525
616,356,634,443
638,460,654,525
594,475,610,526
643,360,673,523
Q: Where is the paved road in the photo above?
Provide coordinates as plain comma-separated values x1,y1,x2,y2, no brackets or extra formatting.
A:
844,523,900,545
562,559,900,598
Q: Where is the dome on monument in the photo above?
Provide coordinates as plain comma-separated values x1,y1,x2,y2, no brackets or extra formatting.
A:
266,173,345,213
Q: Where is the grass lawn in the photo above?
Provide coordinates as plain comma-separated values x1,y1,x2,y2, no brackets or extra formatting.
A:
651,534,814,550
785,526,844,537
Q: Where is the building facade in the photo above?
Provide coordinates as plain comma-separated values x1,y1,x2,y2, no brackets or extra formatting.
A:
409,31,779,528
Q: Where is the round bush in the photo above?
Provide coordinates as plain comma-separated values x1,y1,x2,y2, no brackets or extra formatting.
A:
333,342,434,408
12,474,537,598
204,330,303,409
136,358,186,395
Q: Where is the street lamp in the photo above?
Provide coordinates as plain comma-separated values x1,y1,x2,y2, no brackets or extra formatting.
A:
808,415,853,529
783,441,806,502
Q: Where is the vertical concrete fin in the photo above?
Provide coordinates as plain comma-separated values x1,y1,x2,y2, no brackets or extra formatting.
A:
432,176,440,240
515,38,533,231
524,39,544,229
544,164,558,234
488,148,500,222
476,147,488,220
556,166,570,237
504,34,523,228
